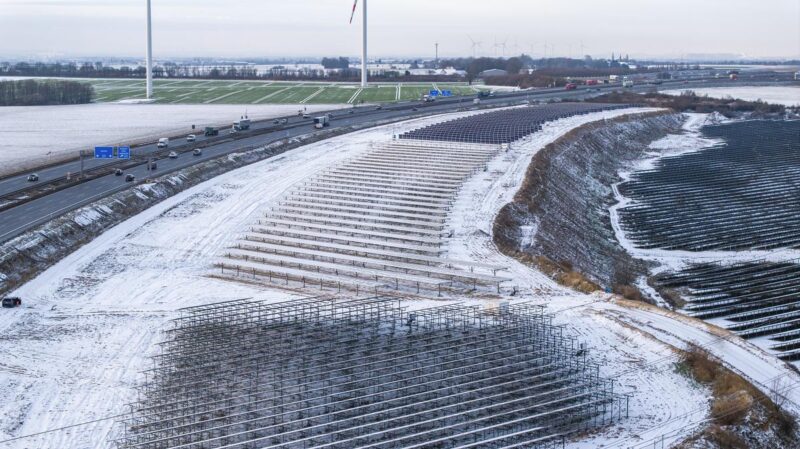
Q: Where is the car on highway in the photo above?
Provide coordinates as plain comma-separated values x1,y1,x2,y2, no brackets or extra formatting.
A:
192,149,202,156
149,161,157,170
125,174,136,182
157,137,169,148
168,151,178,159
302,113,310,119
273,119,280,125
114,168,123,176
186,134,196,142
349,109,355,114
281,118,288,124
26,174,39,182
375,105,383,110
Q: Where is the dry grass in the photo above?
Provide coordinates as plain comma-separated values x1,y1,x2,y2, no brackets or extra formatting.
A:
677,344,798,444
508,252,601,293
613,284,644,302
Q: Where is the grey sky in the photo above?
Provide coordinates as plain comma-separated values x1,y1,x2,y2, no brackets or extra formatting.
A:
1,0,798,60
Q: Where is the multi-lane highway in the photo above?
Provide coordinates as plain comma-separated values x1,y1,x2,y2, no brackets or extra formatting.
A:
0,77,788,244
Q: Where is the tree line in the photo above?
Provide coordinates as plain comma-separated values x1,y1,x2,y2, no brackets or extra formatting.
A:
0,79,93,106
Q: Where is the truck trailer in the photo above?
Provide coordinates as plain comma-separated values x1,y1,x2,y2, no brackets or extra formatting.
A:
314,116,330,129
233,119,251,131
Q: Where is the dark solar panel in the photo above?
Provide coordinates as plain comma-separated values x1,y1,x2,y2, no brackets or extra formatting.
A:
400,103,630,144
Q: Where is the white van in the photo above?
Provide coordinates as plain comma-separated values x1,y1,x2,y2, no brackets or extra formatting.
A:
157,138,169,148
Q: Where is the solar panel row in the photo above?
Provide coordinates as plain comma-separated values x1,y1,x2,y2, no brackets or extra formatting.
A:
400,103,631,144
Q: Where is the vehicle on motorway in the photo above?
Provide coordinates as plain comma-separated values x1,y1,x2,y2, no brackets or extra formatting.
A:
473,98,481,105
157,138,169,148
149,161,157,170
26,173,39,182
2,297,21,308
565,83,577,90
585,79,599,86
168,151,178,159
375,105,383,110
348,109,355,114
302,113,310,119
204,127,219,137
192,148,202,156
314,116,330,129
273,119,280,125
233,119,251,131
186,134,196,142
422,95,436,103
125,174,136,182
114,168,123,176
622,78,634,88
412,107,419,111
281,118,288,124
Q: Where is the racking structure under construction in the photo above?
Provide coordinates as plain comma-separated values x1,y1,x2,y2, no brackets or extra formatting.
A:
116,296,628,449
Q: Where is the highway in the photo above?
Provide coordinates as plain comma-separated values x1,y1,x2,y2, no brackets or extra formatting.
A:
0,77,787,244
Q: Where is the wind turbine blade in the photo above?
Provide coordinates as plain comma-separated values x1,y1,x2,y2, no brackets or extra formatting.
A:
349,0,358,24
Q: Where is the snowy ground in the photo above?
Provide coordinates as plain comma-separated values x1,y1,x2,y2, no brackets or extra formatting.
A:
0,103,346,177
0,108,488,448
2,106,798,448
662,85,800,106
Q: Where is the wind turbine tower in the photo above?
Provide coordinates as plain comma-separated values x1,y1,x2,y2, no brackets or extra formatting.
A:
350,0,368,87
145,0,153,99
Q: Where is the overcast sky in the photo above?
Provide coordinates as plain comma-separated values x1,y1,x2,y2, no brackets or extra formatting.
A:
1,0,798,61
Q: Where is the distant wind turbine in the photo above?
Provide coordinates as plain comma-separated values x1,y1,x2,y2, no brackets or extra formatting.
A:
145,0,153,99
467,35,482,58
350,0,368,87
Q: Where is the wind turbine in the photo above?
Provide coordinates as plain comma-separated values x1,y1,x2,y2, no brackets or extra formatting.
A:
145,0,153,99
467,35,482,58
349,0,368,87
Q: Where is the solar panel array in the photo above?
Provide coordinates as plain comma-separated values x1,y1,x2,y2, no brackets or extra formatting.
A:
216,140,510,295
399,103,631,144
654,261,800,362
618,120,800,251
117,297,628,449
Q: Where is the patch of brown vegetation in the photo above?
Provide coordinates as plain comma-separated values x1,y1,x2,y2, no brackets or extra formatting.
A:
587,90,786,117
677,344,798,446
613,284,645,302
506,252,601,293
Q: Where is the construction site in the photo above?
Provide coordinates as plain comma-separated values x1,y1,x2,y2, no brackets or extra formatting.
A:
115,297,627,449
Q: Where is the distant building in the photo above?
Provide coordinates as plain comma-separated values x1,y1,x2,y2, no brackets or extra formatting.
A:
407,67,467,77
478,69,508,78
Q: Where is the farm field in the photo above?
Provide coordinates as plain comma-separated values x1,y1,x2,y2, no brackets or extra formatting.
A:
87,78,484,104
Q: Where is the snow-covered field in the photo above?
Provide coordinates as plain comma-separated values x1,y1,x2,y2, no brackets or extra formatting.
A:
2,106,798,448
662,85,800,106
0,103,345,177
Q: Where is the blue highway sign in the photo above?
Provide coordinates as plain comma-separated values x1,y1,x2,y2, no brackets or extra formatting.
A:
429,90,439,97
441,90,452,97
117,146,131,159
94,146,114,159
